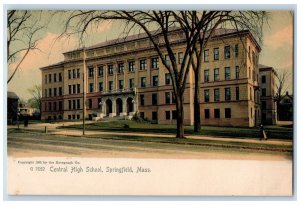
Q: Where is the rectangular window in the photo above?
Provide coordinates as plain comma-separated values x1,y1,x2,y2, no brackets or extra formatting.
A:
262,101,267,110
72,85,76,94
88,67,94,78
204,89,209,102
59,73,62,81
205,109,210,119
204,49,209,62
45,75,47,84
178,52,183,64
77,115,80,120
225,67,231,80
59,87,63,96
225,108,231,118
171,92,176,104
99,82,103,91
262,88,266,97
48,102,52,111
77,99,80,109
118,63,124,74
172,110,177,120
224,46,230,59
68,115,71,120
53,102,57,111
45,89,47,97
49,88,52,97
152,112,158,121
152,93,158,105
151,57,159,69
214,88,220,102
152,76,158,87
59,101,62,111
68,100,71,110
165,73,171,85
140,77,146,88
54,73,57,82
236,87,240,100
72,115,75,120
165,111,170,120
214,48,219,60
214,68,219,81
98,65,104,76
77,69,80,78
140,94,145,106
140,59,147,70
129,78,134,88
118,80,124,89
68,70,71,79
214,109,220,118
109,81,113,91
88,99,92,109
204,70,209,82
235,44,239,57
235,66,240,79
72,69,76,79
128,61,135,72
72,100,76,110
54,88,57,96
108,65,114,75
165,92,171,104
49,74,52,83
165,55,170,66
262,75,266,84
77,84,80,93
225,88,231,101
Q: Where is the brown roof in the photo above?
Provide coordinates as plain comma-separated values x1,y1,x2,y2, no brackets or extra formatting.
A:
7,91,19,99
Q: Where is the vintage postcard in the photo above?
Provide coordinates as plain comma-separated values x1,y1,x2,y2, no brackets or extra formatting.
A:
6,8,294,196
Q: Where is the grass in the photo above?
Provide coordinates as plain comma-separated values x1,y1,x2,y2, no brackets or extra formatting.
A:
58,120,293,140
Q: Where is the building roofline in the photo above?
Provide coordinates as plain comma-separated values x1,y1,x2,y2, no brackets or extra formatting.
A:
40,61,64,70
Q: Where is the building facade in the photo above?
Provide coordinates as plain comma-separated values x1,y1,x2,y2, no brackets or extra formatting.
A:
41,29,261,127
258,64,277,125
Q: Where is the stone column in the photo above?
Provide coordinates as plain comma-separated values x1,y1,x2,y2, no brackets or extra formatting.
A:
110,97,116,117
121,97,127,116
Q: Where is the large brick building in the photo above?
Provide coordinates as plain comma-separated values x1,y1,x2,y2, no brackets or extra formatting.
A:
40,28,262,127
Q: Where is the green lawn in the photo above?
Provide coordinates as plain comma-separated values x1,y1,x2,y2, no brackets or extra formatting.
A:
58,120,293,140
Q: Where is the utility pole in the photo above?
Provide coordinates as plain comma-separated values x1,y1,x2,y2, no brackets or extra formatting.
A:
82,47,86,136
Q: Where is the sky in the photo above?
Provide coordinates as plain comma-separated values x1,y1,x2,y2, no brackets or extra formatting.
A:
7,10,294,101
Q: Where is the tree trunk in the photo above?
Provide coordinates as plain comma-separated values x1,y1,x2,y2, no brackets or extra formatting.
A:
193,69,201,133
176,93,185,138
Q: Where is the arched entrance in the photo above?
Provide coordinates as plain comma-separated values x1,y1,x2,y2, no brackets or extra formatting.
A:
116,98,123,116
105,99,112,116
127,97,134,114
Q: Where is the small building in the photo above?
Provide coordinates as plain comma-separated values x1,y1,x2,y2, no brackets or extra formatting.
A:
278,91,293,121
7,91,19,124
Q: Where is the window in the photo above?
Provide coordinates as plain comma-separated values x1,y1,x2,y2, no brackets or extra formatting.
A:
178,52,183,64
165,73,171,85
262,101,266,110
129,78,134,88
68,85,71,94
235,66,240,79
171,92,175,104
214,109,220,118
53,102,57,111
214,68,219,81
72,69,76,79
204,49,209,62
72,85,76,94
151,57,159,69
235,44,239,57
140,94,145,106
128,61,135,72
262,75,266,84
152,75,158,87
59,101,62,111
44,89,47,97
68,100,71,110
140,77,146,88
224,46,230,59
214,48,219,60
99,82,103,91
262,88,266,97
88,67,94,78
204,89,209,102
72,100,76,110
108,65,114,75
49,88,52,97
152,93,158,105
152,112,158,121
165,92,171,104
118,63,124,74
118,80,123,89
225,88,231,101
88,99,92,109
165,55,170,66
68,70,71,79
48,102,52,111
77,84,80,93
54,88,57,96
98,65,104,76
59,73,62,81
68,115,71,120
77,69,80,78
49,74,52,83
77,115,80,120
54,73,57,82
108,81,113,91
172,110,177,120
225,67,231,80
214,88,220,102
140,112,144,119
225,108,231,118
165,111,170,120
77,99,80,109
236,87,240,100
205,109,210,119
45,75,47,84
140,59,147,70
204,70,209,82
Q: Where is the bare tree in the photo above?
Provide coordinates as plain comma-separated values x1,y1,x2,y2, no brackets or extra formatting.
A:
27,85,42,119
7,10,45,84
275,69,290,102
